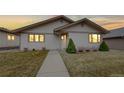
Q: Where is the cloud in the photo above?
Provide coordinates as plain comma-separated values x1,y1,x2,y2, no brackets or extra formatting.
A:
0,15,55,30
88,16,124,30
102,22,124,30
0,15,124,30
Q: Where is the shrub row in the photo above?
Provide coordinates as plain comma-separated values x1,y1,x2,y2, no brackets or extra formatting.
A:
66,38,109,54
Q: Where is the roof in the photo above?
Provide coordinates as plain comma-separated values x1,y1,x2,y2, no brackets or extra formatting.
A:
54,18,108,34
0,27,12,33
104,27,124,39
13,15,74,33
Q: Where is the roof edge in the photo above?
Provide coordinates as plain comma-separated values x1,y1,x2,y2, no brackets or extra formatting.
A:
13,15,74,33
54,18,108,34
0,27,12,33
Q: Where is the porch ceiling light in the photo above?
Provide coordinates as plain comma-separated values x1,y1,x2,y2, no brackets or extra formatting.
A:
61,35,64,40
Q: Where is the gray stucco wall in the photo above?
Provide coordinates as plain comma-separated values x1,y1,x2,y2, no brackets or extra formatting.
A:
68,33,102,50
20,19,69,50
0,31,19,48
63,24,102,33
20,33,61,50
65,24,103,50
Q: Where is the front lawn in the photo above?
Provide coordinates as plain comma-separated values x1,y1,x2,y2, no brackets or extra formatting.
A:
60,50,124,77
0,51,48,77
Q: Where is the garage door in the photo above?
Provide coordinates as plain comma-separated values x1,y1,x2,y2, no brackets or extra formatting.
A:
105,38,124,50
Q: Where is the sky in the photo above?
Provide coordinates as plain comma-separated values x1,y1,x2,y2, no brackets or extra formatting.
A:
0,15,124,30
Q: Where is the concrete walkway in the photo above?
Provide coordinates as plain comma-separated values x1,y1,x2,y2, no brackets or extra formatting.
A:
37,50,69,77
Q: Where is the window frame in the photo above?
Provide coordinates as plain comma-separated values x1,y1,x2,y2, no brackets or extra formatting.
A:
88,33,101,44
7,34,15,41
28,34,45,43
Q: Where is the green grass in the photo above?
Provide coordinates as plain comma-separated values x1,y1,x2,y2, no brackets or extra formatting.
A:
0,51,48,77
60,50,124,77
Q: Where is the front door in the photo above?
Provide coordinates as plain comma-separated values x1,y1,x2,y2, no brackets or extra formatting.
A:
61,34,67,49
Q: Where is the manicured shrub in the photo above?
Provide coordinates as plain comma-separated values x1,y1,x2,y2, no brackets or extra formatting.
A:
24,48,28,52
66,38,76,53
42,47,46,51
99,41,109,51
32,48,36,51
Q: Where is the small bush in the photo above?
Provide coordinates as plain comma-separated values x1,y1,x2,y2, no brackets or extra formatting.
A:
78,47,84,52
24,48,28,52
32,48,36,51
99,41,109,51
86,49,90,52
42,47,46,51
66,38,76,53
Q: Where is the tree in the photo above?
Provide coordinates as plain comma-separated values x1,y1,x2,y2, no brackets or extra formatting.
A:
66,38,76,53
99,41,109,51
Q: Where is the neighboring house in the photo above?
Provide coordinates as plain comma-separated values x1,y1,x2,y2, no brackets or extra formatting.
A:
0,27,19,50
104,27,124,50
12,15,108,51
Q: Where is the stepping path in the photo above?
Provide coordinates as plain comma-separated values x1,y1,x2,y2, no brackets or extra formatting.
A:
37,50,69,77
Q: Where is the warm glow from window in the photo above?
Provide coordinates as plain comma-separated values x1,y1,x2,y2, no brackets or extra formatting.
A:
39,35,44,42
61,35,66,40
8,35,11,40
61,36,64,40
11,36,15,40
35,35,39,42
92,34,98,43
89,34,92,43
29,34,44,42
98,35,100,42
7,34,15,41
29,35,34,42
89,34,101,43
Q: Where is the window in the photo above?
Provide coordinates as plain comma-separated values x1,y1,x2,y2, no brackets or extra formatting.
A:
35,35,39,42
39,35,44,42
29,35,34,42
7,34,15,40
89,34,101,43
61,34,66,40
29,34,44,42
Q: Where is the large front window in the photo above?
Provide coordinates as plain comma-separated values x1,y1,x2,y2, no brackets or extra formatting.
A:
29,34,44,42
89,34,101,43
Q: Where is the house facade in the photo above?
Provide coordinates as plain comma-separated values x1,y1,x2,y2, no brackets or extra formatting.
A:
0,28,19,50
55,18,107,50
0,15,108,51
14,16,74,50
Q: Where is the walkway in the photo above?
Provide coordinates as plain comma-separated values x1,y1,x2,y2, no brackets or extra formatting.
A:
37,50,69,77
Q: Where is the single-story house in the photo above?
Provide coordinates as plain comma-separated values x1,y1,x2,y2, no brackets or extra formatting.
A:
0,15,108,51
12,15,108,51
0,27,19,50
104,27,124,50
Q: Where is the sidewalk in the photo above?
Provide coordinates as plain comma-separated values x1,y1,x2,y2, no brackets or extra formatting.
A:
37,50,69,77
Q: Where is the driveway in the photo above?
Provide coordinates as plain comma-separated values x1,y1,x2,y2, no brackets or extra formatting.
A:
37,50,69,77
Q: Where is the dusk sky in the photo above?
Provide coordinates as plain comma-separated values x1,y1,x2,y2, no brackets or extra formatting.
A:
0,15,124,30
